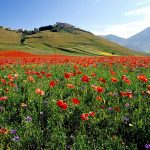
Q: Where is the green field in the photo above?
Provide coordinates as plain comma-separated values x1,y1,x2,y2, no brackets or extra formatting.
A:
0,28,144,56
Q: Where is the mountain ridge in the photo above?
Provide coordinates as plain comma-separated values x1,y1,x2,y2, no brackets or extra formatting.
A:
103,27,150,52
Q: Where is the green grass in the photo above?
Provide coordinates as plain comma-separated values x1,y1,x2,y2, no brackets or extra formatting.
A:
0,28,145,56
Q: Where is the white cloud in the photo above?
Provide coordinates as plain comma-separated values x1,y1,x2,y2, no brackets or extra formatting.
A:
92,20,149,38
92,6,150,38
124,7,150,16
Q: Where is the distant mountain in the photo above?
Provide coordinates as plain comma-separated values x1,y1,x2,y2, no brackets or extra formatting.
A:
103,34,126,46
126,27,150,52
103,27,150,52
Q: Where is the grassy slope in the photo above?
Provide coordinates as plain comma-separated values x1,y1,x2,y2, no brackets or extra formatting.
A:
0,28,144,56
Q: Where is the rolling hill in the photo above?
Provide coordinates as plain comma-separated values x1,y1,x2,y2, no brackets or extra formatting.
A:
0,26,143,56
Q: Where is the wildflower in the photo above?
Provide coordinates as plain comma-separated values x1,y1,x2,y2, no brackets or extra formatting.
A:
120,91,132,98
76,70,82,74
96,96,102,102
0,96,8,101
98,77,106,83
95,86,104,93
108,107,113,111
0,128,9,134
28,76,35,82
110,70,116,75
122,75,131,84
89,111,96,117
137,75,148,82
35,88,45,96
92,85,104,93
25,116,32,122
81,113,89,121
67,83,75,89
91,72,96,77
64,72,72,79
10,130,17,134
12,136,20,142
111,77,118,83
72,97,80,105
46,73,51,78
147,85,150,90
145,144,150,149
56,100,68,110
1,79,6,85
81,75,90,83
49,81,56,88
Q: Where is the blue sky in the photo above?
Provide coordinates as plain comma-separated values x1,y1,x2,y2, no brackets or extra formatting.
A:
0,0,150,38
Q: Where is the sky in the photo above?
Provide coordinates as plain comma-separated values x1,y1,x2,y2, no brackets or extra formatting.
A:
0,0,150,38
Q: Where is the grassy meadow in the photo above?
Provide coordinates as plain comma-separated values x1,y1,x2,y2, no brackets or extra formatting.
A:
0,56,150,150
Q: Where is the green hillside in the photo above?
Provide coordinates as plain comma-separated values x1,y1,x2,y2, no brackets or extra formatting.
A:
0,28,143,56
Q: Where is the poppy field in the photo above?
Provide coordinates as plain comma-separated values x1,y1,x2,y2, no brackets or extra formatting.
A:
0,51,150,150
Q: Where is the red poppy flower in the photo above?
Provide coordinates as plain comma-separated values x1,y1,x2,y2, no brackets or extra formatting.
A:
137,75,148,82
122,75,131,84
81,75,90,83
76,70,82,75
8,82,16,87
120,91,132,98
67,83,75,89
64,73,72,79
91,72,96,77
49,81,56,88
56,100,68,110
147,85,150,90
96,86,104,93
111,77,118,83
0,96,8,101
1,79,6,85
72,97,80,105
74,65,78,70
35,88,45,96
98,78,106,83
80,113,89,121
96,96,102,102
46,73,52,78
0,128,9,134
92,85,104,93
89,111,96,117
28,76,35,82
110,70,116,75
